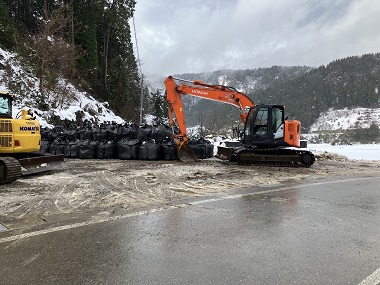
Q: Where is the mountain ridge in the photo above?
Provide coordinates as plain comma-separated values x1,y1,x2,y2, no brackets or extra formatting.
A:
144,54,380,140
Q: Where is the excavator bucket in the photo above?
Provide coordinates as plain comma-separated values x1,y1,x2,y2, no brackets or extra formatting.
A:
19,154,65,176
177,142,199,162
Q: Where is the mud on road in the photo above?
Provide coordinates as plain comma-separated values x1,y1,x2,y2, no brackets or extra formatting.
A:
1,152,380,231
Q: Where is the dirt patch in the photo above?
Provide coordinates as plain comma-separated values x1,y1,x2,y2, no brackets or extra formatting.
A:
1,153,380,231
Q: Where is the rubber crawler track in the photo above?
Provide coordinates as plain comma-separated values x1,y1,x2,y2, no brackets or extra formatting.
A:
236,148,315,167
0,157,22,184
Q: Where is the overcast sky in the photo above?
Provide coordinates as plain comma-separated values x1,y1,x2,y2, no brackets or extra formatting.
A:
131,0,380,76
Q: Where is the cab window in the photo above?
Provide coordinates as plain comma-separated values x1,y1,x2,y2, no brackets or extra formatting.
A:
244,108,255,137
0,96,10,116
252,107,269,136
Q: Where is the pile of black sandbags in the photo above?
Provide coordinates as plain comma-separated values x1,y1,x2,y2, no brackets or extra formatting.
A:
39,123,214,161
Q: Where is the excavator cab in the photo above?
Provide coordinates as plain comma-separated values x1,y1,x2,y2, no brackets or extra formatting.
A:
242,105,301,148
0,92,12,118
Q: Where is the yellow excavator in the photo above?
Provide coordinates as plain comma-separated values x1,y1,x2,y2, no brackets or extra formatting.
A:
0,91,64,184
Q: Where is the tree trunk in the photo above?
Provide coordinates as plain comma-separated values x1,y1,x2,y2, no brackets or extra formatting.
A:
39,61,44,93
103,26,110,90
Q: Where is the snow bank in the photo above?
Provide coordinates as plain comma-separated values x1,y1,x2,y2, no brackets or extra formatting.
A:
309,143,380,161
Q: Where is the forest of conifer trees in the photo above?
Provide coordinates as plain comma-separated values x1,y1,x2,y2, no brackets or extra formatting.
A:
0,0,141,122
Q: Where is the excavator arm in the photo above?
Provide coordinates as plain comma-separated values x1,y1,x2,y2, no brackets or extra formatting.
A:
164,76,254,151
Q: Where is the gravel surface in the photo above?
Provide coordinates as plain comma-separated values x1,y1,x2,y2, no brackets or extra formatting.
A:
1,152,380,231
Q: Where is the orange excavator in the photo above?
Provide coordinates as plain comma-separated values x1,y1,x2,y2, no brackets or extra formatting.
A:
164,76,315,167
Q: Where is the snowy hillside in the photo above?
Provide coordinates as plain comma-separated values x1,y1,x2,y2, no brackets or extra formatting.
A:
309,107,380,132
0,48,124,128
2,46,379,136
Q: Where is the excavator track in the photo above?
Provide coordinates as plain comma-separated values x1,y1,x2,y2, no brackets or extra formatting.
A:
235,147,315,167
0,157,22,184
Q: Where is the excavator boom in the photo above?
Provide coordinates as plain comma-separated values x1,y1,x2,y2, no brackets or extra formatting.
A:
165,76,254,143
165,75,256,160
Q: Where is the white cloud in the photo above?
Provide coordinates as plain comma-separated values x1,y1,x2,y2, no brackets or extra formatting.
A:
132,0,380,75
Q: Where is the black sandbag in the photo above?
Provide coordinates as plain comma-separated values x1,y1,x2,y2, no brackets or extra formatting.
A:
188,139,207,159
38,139,50,155
118,138,140,160
197,138,214,158
104,141,117,159
161,140,178,160
90,125,100,141
207,142,214,158
106,126,118,142
65,128,79,141
47,130,57,143
40,128,50,141
69,141,79,158
52,126,66,141
116,124,137,141
98,124,116,143
138,140,161,160
55,140,70,157
97,141,117,159
137,124,152,141
151,125,164,143
79,127,92,141
151,124,173,143
48,138,59,155
95,131,107,143
78,140,98,159
97,141,106,159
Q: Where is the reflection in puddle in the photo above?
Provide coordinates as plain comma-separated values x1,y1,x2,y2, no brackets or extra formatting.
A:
0,222,8,232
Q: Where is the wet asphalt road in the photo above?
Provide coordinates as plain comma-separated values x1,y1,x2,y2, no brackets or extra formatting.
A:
1,176,380,285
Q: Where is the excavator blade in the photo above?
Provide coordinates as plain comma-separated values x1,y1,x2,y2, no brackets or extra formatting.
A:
215,141,243,161
177,142,199,162
215,146,233,161
19,154,65,176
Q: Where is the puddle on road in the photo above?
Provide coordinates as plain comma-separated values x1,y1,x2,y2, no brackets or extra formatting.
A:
0,222,8,232
259,183,285,188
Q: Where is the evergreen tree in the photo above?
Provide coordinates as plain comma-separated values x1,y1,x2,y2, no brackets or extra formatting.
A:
0,0,16,49
73,0,99,87
96,0,140,121
149,89,167,122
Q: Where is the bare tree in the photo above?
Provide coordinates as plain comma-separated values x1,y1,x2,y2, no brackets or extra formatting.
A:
33,3,75,99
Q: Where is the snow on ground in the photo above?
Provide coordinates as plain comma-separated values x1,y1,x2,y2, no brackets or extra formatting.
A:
309,144,380,161
214,135,380,161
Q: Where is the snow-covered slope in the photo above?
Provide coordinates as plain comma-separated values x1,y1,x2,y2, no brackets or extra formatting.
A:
310,107,380,132
0,48,124,128
2,47,379,134
309,143,380,160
